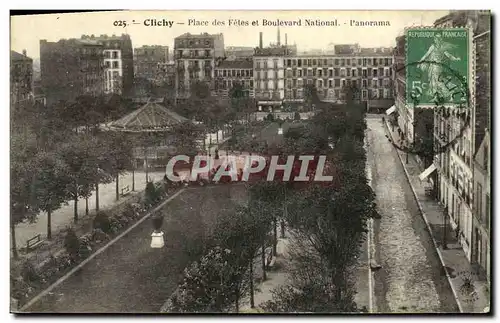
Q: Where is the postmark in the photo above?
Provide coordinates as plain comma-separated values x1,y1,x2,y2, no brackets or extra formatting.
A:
387,26,473,157
455,270,481,304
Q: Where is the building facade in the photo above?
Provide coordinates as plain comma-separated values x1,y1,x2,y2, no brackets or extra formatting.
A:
174,33,225,98
90,34,134,96
253,47,287,111
214,59,254,98
433,11,490,261
40,38,105,105
10,50,33,107
134,45,169,80
471,11,491,280
282,48,394,109
392,35,415,141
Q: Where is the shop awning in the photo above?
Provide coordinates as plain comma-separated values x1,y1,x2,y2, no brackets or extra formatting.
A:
419,164,437,181
385,105,396,115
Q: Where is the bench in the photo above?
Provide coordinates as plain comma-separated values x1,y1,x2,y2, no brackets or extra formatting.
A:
26,234,43,251
120,185,131,196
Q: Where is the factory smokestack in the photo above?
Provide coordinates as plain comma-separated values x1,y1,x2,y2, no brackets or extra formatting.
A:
285,34,287,47
259,32,263,48
277,27,281,46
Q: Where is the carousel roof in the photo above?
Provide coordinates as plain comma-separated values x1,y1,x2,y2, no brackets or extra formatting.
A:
108,101,188,132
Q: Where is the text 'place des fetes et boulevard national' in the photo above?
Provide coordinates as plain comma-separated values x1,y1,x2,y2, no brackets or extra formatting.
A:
10,10,491,314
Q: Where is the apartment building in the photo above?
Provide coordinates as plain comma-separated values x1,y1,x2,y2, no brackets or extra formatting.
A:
40,38,105,105
214,59,254,98
471,11,491,280
174,32,225,98
253,47,287,111
93,34,134,96
134,45,169,80
10,50,33,107
432,11,491,261
282,47,393,108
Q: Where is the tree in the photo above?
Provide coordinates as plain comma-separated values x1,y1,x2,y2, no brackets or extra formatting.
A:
32,151,71,240
169,246,248,313
99,131,134,201
170,121,205,158
341,82,360,105
10,132,39,258
58,134,101,223
303,84,320,112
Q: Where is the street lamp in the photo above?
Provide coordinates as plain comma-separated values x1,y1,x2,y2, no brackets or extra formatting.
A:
442,207,448,250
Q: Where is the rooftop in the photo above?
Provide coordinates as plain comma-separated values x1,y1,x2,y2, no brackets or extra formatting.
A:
108,101,188,132
175,32,223,39
216,59,253,69
11,50,32,62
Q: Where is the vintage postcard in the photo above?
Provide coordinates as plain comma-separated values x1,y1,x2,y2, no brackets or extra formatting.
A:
10,10,491,314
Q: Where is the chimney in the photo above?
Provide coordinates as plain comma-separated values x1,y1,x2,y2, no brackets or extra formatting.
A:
22,49,27,56
259,32,263,49
166,46,169,62
277,27,281,46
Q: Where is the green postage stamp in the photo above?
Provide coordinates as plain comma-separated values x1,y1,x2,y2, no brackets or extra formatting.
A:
406,28,470,107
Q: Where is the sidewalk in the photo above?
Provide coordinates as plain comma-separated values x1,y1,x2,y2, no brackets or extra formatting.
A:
383,119,490,313
239,236,291,312
13,171,166,252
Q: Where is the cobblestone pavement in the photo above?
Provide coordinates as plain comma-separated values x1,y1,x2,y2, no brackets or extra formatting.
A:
383,118,490,314
22,184,248,313
365,115,458,313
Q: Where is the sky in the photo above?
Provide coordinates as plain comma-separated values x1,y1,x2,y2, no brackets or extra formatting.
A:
10,10,449,59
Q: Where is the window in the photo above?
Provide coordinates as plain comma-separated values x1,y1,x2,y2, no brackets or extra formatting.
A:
334,59,339,65
112,51,118,59
312,59,317,66
476,183,483,218
112,61,119,68
292,69,297,77
298,69,302,77
318,69,322,77
312,69,316,77
105,61,110,68
340,69,346,77
373,69,378,77
328,80,333,88
273,60,278,69
334,79,340,87
105,51,111,58
334,68,339,77
329,69,333,77
340,59,345,66
485,194,490,229
346,59,351,66
346,69,351,77
362,79,367,88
